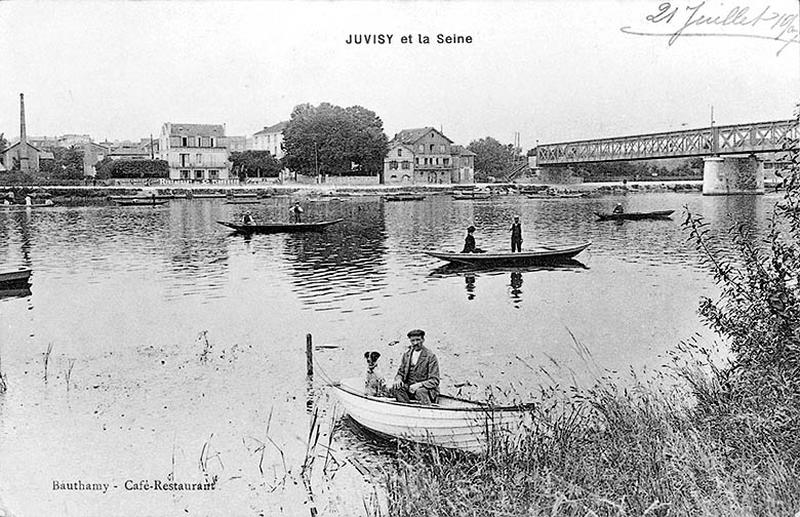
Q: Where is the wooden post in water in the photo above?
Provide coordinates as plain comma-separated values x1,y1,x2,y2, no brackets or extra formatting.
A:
306,333,313,378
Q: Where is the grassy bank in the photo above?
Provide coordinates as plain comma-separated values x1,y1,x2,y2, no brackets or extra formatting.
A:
376,372,800,516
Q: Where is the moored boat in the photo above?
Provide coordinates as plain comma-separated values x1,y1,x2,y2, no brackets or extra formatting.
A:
595,210,674,221
333,377,532,453
0,203,54,209
114,199,168,206
425,242,591,266
225,198,263,204
0,268,32,288
217,218,344,234
453,191,491,200
384,193,425,202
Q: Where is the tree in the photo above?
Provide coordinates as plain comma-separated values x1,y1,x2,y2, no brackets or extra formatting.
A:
0,133,6,154
282,102,388,176
52,146,85,180
467,137,518,180
228,150,282,179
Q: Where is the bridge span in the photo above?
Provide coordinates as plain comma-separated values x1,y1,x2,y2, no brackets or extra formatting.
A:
534,119,798,195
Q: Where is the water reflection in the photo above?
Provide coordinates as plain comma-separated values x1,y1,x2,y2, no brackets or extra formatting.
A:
509,271,523,307
465,274,476,300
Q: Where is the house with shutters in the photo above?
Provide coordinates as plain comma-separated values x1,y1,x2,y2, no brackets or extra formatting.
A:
382,127,474,185
158,123,230,181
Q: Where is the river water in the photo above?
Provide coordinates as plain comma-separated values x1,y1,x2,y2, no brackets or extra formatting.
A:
0,191,781,516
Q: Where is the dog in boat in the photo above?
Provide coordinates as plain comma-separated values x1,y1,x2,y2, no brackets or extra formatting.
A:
364,351,389,397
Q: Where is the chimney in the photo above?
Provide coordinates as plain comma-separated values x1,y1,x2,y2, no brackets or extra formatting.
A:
19,93,30,171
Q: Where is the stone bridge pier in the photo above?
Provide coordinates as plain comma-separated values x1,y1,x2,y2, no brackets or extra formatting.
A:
702,155,764,196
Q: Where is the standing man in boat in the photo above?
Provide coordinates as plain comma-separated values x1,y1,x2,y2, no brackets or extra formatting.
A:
510,216,523,252
392,329,440,404
289,201,304,223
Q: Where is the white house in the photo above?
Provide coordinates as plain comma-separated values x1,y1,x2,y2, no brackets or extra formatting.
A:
253,121,288,159
158,123,230,181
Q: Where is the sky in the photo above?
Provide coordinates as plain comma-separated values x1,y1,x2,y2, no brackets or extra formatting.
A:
1,0,798,151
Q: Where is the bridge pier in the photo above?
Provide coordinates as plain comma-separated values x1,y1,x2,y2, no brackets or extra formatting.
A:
702,155,764,196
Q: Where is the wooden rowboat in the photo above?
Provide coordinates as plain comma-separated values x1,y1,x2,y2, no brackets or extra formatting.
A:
595,210,674,221
385,194,425,202
333,377,532,453
453,191,491,200
425,242,591,266
217,219,344,234
0,268,32,288
225,199,263,205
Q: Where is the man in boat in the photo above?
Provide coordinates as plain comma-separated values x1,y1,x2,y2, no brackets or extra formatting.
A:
391,329,440,404
613,203,624,214
510,216,523,252
289,201,304,223
242,211,255,225
461,226,483,253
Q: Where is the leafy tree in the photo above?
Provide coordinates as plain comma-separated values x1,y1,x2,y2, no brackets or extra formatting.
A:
467,137,518,179
0,133,6,154
229,150,282,179
94,157,115,180
282,102,388,176
52,146,85,180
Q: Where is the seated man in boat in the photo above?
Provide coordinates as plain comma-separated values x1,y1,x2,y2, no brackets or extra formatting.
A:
242,211,256,225
612,203,624,214
391,329,440,404
461,226,484,253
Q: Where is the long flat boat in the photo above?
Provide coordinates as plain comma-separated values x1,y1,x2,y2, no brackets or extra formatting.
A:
114,199,167,206
595,210,674,221
333,377,532,453
453,192,491,200
217,218,344,234
225,199,263,205
425,242,591,266
190,193,227,199
385,194,425,202
0,203,54,209
0,268,32,288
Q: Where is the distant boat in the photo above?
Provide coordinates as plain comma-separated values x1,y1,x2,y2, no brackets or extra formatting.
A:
595,210,674,221
0,203,54,209
190,193,227,199
114,199,167,206
426,242,591,266
453,191,491,200
217,219,344,234
385,193,425,202
333,377,533,453
0,268,32,288
225,199,263,205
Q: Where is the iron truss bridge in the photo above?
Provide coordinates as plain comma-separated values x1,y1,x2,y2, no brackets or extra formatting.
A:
536,119,798,166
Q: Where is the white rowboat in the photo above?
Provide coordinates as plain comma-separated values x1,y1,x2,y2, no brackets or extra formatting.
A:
333,378,533,453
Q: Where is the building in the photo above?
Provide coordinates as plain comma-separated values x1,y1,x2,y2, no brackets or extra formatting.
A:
58,134,92,148
1,141,41,171
253,121,288,159
158,123,230,181
382,127,474,185
226,136,253,153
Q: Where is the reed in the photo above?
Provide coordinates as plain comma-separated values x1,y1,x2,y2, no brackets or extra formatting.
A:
64,358,75,391
197,330,212,364
42,342,53,382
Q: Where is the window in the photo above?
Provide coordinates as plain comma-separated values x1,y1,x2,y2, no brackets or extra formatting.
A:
436,157,440,165
390,174,397,179
180,154,189,167
443,158,450,166
401,161,410,170
196,153,203,165
430,132,434,138
195,170,203,179
180,169,189,179
209,170,218,179
415,158,419,165
181,136,188,147
429,145,434,152
418,144,424,152
389,161,398,170
210,137,216,147
439,145,446,153
397,149,402,157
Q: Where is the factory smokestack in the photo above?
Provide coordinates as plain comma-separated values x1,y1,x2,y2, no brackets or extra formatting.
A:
19,93,30,171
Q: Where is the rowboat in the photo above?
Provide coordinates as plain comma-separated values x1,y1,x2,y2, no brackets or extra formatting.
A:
114,199,167,206
595,210,674,221
217,218,344,234
333,378,532,453
425,242,591,266
453,191,491,200
0,268,32,288
0,287,31,299
189,193,227,199
385,194,425,202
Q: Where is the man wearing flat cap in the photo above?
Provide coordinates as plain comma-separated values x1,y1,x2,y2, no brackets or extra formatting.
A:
392,329,440,404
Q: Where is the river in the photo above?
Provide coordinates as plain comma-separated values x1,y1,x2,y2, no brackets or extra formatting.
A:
0,191,781,516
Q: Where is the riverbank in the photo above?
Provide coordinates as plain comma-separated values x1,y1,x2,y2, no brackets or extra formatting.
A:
0,180,706,206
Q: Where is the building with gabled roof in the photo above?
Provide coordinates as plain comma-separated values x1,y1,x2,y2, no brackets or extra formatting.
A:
383,126,473,184
158,122,230,181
